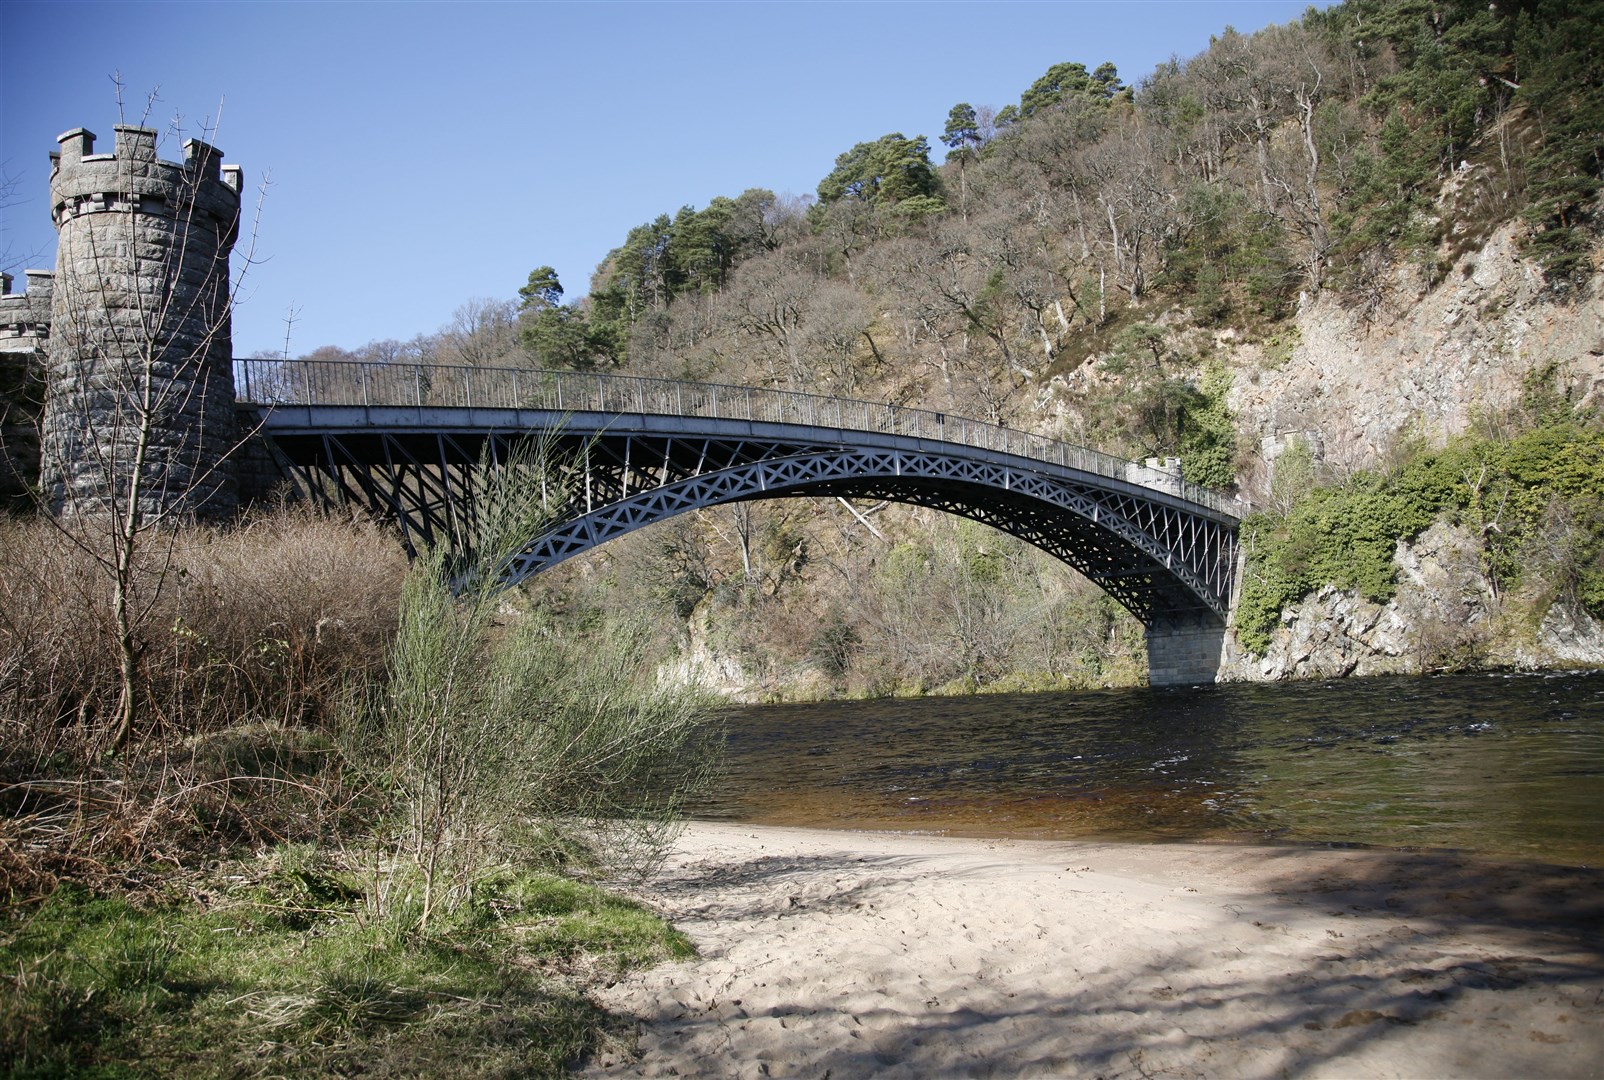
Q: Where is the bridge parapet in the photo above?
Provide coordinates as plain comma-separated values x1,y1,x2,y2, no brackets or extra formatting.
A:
235,359,1239,517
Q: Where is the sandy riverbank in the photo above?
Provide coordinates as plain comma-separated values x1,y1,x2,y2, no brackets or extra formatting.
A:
581,822,1604,1079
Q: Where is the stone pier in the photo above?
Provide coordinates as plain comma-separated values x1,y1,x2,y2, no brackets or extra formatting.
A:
1146,620,1227,686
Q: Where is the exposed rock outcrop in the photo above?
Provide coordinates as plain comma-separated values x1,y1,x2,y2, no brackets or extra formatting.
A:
1233,223,1603,484
1221,521,1603,681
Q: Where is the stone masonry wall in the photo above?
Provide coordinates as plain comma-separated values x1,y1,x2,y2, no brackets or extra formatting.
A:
232,408,302,507
39,125,243,522
0,269,52,509
1146,621,1227,685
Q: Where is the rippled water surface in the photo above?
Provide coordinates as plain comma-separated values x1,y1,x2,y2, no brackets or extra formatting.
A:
694,671,1604,865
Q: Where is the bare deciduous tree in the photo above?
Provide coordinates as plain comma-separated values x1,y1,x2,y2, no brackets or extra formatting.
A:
36,105,265,752
441,296,521,367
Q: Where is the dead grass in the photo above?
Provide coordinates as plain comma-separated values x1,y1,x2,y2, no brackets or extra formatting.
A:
0,504,406,891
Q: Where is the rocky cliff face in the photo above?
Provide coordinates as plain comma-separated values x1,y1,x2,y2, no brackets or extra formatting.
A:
1231,223,1603,483
1212,219,1604,682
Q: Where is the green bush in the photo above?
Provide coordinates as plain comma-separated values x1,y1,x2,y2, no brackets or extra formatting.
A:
1179,366,1238,491
360,438,722,930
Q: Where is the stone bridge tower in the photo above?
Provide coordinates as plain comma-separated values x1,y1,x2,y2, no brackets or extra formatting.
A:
40,125,243,522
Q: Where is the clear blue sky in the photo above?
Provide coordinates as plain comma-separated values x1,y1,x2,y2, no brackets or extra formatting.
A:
3,1,1320,357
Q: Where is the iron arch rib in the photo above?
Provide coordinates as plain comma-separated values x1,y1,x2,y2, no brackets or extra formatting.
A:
498,447,1231,626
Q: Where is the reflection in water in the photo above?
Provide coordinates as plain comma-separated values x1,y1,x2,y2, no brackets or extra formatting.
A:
693,671,1604,866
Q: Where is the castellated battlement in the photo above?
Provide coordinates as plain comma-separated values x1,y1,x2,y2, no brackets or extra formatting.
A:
49,126,243,241
0,270,54,346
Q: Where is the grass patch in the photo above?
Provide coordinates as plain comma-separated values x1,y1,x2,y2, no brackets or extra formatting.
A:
1,853,688,1078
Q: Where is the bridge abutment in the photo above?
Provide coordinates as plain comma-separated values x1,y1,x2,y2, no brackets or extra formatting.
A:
1146,621,1226,686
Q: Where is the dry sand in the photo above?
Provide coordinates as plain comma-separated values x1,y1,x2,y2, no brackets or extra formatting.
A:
581,823,1604,1079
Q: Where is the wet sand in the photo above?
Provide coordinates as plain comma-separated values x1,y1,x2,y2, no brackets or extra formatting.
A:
582,823,1604,1079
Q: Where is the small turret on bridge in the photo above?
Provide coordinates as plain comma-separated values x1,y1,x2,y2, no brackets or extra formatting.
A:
237,359,1242,685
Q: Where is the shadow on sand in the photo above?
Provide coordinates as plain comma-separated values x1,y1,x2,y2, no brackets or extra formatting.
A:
598,841,1604,1078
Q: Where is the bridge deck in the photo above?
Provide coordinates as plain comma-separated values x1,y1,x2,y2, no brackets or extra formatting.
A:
255,401,1241,529
236,360,1239,519
236,360,1241,655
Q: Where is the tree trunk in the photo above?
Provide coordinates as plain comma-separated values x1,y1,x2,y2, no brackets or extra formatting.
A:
109,356,158,753
1251,92,1276,209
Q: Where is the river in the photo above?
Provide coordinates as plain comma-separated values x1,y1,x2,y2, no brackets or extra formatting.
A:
693,671,1604,867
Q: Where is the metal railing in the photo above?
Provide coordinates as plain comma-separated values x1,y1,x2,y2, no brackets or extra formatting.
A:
235,358,1237,515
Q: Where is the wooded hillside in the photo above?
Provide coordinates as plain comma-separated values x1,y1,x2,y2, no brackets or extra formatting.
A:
304,0,1604,695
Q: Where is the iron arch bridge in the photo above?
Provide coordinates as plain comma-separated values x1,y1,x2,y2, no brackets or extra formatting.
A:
237,360,1241,683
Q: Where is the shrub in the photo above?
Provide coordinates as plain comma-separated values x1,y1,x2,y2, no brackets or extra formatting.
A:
356,440,722,930
0,504,404,751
